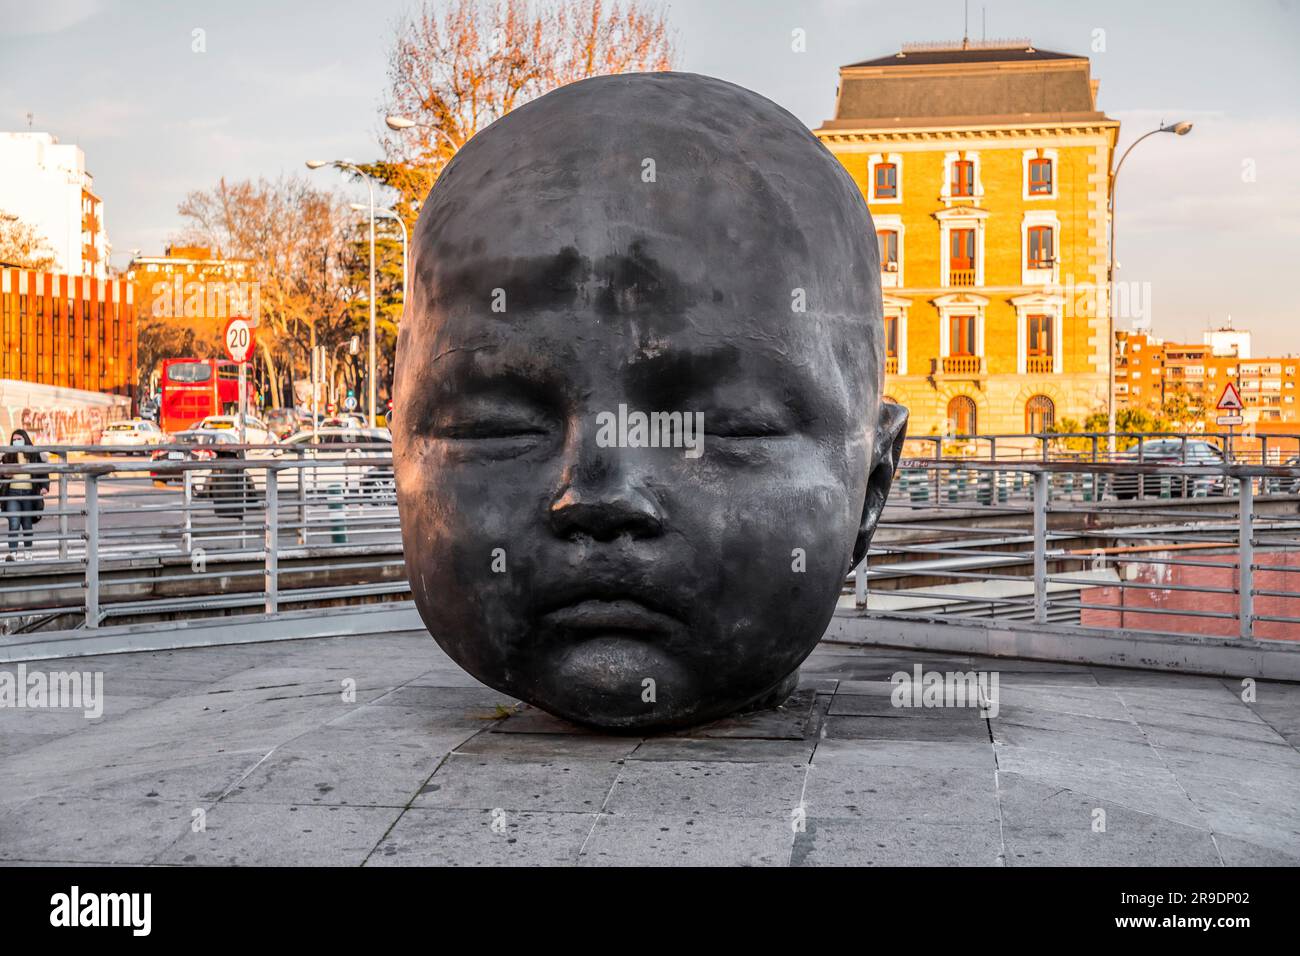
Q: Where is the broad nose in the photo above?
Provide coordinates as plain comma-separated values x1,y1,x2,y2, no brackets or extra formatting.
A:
548,437,664,542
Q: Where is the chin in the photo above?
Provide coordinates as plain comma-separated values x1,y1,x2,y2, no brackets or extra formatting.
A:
507,637,799,732
521,636,696,730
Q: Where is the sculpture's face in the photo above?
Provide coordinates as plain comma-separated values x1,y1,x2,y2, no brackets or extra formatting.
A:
394,73,906,729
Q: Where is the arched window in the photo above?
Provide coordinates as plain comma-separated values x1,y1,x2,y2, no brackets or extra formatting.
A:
947,395,977,436
1026,394,1055,434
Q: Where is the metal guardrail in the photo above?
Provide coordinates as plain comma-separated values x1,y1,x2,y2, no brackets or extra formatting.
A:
7,441,1299,650
903,429,1300,464
0,443,403,636
855,458,1300,642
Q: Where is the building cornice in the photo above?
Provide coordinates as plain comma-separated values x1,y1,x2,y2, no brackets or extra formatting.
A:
815,122,1118,144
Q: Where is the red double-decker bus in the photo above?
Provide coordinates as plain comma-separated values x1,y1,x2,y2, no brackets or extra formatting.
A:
159,358,241,434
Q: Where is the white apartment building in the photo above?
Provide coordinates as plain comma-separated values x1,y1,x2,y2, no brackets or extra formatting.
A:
0,131,110,279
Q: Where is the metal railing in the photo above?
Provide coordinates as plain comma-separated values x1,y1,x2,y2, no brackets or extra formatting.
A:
8,442,1298,650
0,442,404,637
853,458,1300,642
903,430,1300,465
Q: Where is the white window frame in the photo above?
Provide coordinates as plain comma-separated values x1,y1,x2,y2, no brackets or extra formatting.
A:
1023,148,1058,201
882,293,910,376
941,150,983,204
1021,211,1061,286
1012,292,1065,375
937,207,988,288
935,293,988,360
875,214,904,288
868,152,903,205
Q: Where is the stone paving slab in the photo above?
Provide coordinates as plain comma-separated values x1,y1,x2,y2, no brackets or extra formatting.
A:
1,632,1298,866
580,813,791,866
792,819,1003,867
411,754,624,813
370,809,595,866
156,803,397,867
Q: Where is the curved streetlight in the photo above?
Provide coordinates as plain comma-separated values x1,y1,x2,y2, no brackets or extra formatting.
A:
306,159,379,428
384,114,461,156
1106,121,1193,454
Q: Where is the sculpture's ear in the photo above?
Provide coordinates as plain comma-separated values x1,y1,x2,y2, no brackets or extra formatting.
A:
852,401,908,568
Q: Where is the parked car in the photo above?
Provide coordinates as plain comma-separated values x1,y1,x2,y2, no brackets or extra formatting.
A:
194,414,277,446
318,414,367,429
149,429,241,486
264,407,299,440
244,425,394,504
1112,439,1227,499
99,419,165,453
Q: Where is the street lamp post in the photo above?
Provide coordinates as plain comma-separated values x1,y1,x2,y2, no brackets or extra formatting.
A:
307,159,379,429
350,204,407,306
1106,121,1193,455
351,204,408,422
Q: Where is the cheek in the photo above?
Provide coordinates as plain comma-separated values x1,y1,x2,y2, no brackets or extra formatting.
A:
396,447,552,594
678,447,863,603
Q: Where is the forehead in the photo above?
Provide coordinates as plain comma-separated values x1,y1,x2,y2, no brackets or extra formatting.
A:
403,73,881,411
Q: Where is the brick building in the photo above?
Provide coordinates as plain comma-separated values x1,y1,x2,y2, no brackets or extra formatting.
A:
814,39,1119,441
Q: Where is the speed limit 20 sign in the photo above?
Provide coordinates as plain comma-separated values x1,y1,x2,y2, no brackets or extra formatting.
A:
224,317,255,362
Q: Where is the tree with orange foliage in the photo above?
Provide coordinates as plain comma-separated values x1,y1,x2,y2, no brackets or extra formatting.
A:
377,0,675,229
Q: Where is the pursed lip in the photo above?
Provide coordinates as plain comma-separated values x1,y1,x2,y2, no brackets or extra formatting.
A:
541,598,681,634
535,579,687,636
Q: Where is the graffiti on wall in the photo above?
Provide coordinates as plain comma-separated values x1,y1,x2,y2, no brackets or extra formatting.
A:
1,404,125,444
0,381,131,445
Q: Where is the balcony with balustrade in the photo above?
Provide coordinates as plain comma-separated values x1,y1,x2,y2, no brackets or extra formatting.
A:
948,268,977,288
931,354,987,384
1026,355,1054,375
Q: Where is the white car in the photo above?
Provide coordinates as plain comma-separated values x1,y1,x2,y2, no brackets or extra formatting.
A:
100,419,165,453
320,414,368,429
244,426,394,503
194,414,277,446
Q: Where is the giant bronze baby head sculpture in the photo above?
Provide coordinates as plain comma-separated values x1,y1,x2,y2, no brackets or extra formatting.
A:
394,72,907,731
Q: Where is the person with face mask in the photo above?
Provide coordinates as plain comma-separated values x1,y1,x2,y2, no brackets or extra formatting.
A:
1,429,50,560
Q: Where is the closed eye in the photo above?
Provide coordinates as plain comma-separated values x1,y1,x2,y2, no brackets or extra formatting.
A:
704,414,790,439
435,420,550,440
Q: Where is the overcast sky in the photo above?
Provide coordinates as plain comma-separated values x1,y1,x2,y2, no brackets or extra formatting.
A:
2,0,1297,351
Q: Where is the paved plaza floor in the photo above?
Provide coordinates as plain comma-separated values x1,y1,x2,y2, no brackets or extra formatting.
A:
2,632,1299,866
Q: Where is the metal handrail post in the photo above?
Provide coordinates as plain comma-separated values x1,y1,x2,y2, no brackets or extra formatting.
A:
296,444,307,546
1032,470,1049,625
1239,476,1254,639
989,437,999,504
265,467,279,614
84,473,99,628
855,560,867,610
182,468,194,554
57,459,68,560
